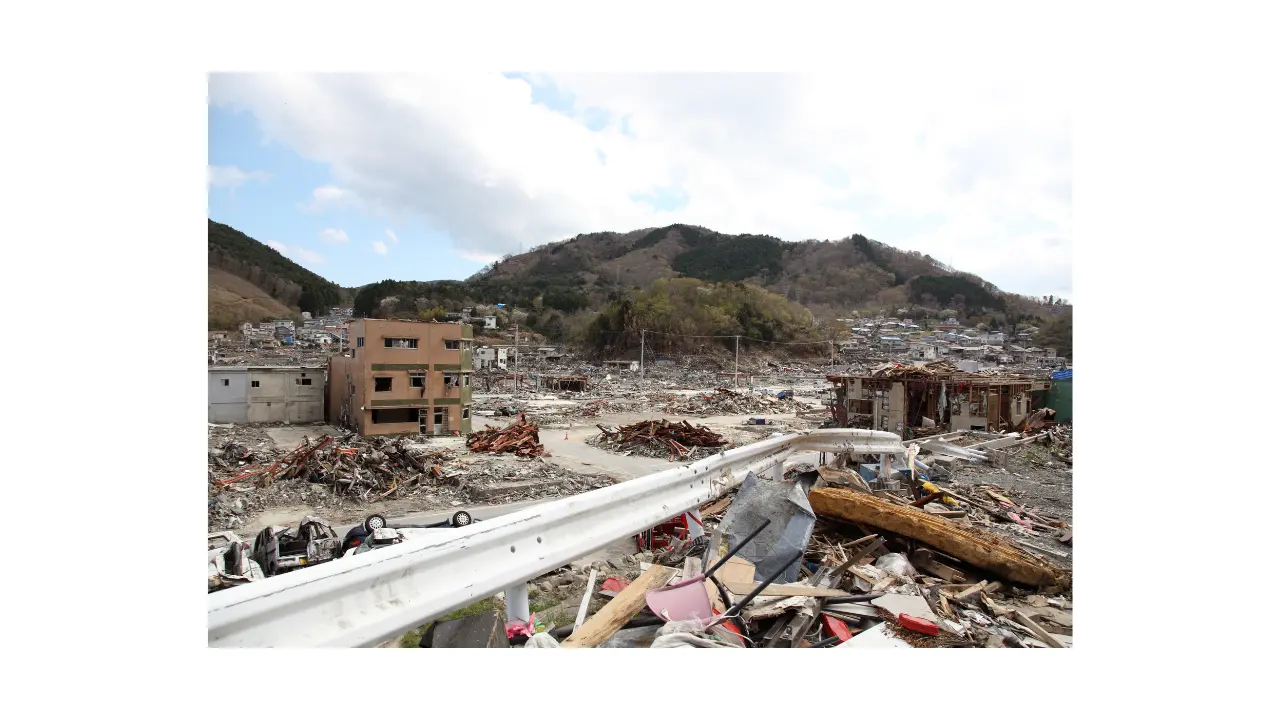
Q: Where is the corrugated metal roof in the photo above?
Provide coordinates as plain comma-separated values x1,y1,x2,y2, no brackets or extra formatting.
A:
1051,369,1073,380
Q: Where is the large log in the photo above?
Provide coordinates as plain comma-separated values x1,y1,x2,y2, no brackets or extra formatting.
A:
809,487,1071,589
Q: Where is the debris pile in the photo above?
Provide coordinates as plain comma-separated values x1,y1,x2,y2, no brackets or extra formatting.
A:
467,420,548,457
211,433,455,497
661,388,810,416
591,419,727,461
507,423,1073,650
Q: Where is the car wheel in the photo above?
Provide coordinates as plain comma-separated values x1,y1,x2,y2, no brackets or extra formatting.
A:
451,510,473,527
364,513,387,532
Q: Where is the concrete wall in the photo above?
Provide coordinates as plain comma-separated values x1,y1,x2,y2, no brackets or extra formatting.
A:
209,370,249,423
209,368,325,424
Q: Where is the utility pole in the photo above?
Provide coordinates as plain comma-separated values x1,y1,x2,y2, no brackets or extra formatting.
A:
639,329,645,386
734,335,740,387
830,340,835,368
514,321,519,390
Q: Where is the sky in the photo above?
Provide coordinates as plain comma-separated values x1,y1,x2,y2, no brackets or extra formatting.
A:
208,73,1071,299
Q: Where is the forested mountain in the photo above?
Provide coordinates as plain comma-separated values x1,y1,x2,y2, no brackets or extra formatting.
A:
207,219,346,327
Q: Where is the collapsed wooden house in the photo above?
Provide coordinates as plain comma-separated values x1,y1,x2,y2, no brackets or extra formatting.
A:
826,364,1051,438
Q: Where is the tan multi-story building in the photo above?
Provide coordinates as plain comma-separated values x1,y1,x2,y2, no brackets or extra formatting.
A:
328,319,474,437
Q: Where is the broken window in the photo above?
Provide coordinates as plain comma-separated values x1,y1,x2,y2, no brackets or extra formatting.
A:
251,380,260,388
374,377,392,392
221,379,229,386
462,374,470,388
434,408,446,425
384,337,419,349
443,373,460,388
444,339,461,350
410,373,425,388
371,408,417,424
462,407,470,420
295,378,312,386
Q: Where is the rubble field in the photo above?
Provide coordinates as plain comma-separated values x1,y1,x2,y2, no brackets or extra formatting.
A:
208,423,615,532
394,420,1073,649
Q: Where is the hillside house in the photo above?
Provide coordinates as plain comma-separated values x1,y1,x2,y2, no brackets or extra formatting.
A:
879,336,907,351
481,315,498,329
603,360,640,372
906,342,937,361
474,346,510,371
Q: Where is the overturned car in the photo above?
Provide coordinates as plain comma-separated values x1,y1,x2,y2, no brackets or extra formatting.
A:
341,511,474,557
208,531,265,592
252,516,343,577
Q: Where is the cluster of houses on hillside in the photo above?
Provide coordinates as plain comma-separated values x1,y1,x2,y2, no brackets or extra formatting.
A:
836,315,1066,371
227,307,354,348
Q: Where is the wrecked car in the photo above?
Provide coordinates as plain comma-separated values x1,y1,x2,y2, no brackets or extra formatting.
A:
341,511,474,557
251,516,343,577
208,531,265,592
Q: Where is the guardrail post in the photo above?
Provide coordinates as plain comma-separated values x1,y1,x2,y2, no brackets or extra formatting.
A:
505,583,530,623
773,461,785,483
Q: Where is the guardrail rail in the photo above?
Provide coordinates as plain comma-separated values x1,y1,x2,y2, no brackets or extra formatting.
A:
208,429,905,647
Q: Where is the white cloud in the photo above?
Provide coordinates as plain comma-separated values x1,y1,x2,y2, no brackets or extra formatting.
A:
208,165,269,188
265,240,325,266
318,227,350,245
300,185,359,213
371,240,388,256
384,228,400,244
210,72,1070,296
456,249,502,264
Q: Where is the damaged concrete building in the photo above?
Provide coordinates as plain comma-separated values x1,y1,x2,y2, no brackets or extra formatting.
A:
208,366,326,423
328,319,474,437
826,367,1051,438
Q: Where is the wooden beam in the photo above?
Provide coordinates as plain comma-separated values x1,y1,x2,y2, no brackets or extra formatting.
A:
1014,610,1067,648
562,564,677,648
809,487,1071,588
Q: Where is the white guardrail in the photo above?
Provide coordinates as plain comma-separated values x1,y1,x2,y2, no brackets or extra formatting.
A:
208,429,905,647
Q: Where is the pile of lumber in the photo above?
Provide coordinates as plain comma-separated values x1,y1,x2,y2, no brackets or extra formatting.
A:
467,420,547,457
595,419,727,460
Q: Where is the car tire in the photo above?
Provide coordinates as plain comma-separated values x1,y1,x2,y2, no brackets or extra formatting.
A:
451,510,473,527
364,513,387,532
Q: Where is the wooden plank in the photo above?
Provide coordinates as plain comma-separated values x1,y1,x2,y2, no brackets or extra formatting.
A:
911,549,968,583
953,580,989,602
718,556,757,586
1014,610,1067,648
572,569,598,632
562,565,677,648
722,582,849,598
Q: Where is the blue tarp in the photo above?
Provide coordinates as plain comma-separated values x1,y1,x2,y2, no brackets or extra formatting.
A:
1051,369,1072,380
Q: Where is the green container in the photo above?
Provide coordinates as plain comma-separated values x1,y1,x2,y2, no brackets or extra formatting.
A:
1047,379,1072,424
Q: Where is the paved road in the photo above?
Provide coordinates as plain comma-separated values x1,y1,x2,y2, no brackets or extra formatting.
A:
539,427,673,479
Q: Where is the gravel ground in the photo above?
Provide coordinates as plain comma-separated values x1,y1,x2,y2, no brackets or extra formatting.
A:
947,440,1074,566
